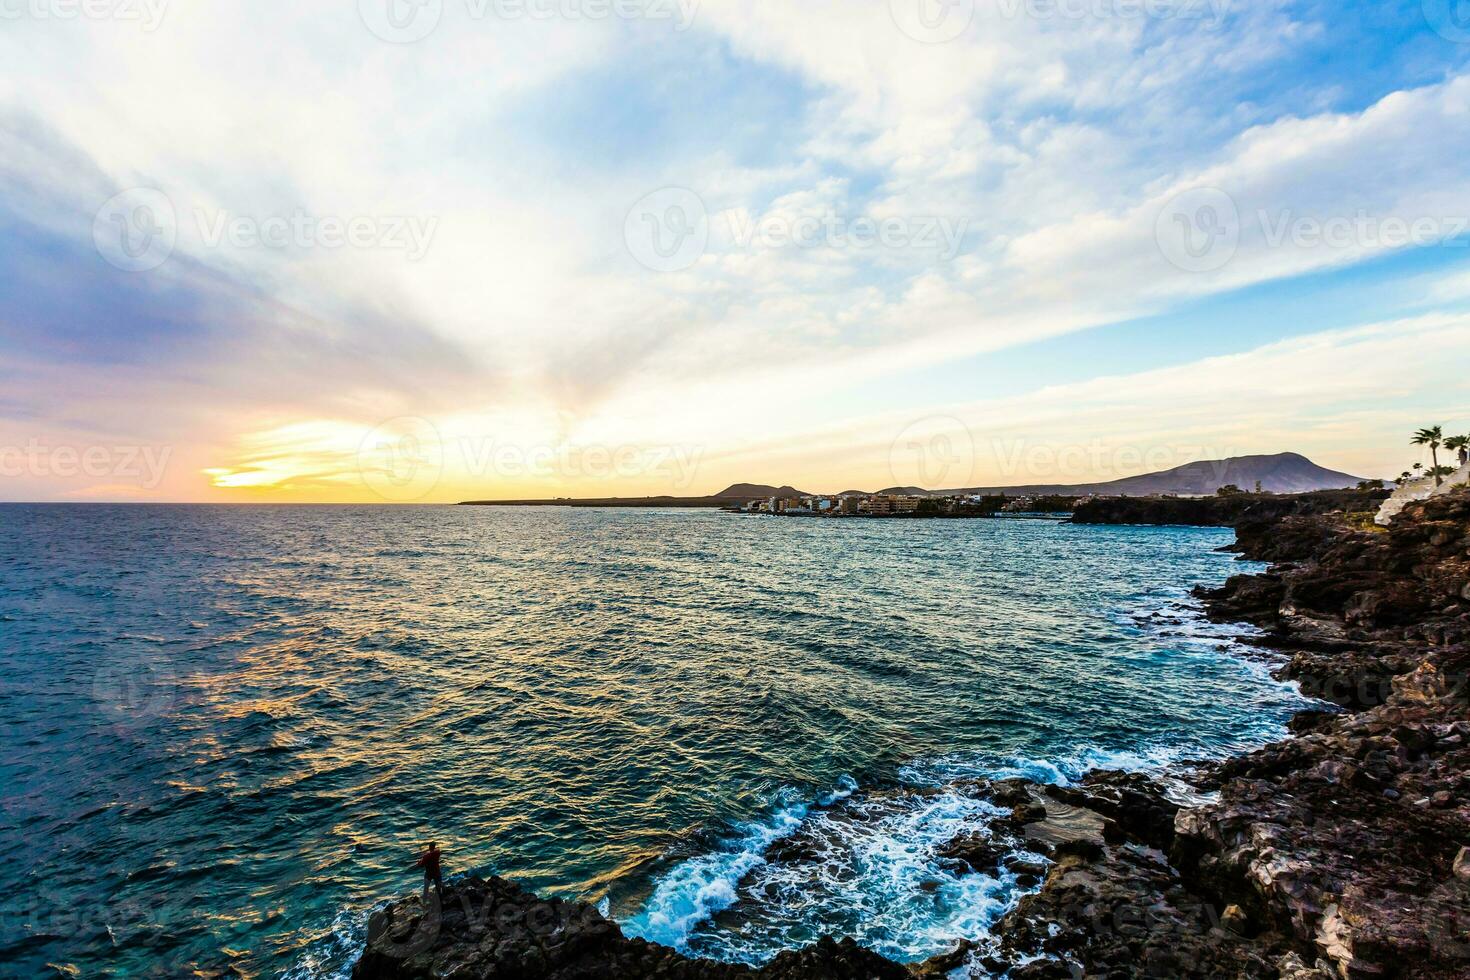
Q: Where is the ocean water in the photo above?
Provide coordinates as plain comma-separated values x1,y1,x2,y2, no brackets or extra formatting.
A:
0,505,1311,977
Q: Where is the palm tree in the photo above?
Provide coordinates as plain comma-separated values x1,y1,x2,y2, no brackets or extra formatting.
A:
1412,426,1445,486
1445,434,1469,469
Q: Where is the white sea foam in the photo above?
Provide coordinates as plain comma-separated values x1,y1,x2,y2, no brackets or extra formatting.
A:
279,903,374,980
899,741,1198,789
623,586,1318,966
622,780,1046,965
1118,591,1324,706
621,776,858,950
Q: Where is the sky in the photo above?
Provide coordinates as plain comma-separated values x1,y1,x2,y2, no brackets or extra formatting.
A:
3,0,1470,502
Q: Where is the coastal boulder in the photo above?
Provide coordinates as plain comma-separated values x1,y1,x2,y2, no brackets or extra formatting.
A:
352,875,909,980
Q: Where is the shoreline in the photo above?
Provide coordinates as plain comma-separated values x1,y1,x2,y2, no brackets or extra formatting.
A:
458,489,1388,527
350,492,1467,979
970,489,1470,978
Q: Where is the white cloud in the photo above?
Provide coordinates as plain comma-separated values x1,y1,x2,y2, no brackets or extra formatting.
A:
5,1,1470,499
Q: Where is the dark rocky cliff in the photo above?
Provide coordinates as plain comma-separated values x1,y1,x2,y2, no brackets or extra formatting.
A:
1175,491,1470,977
971,492,1470,978
1070,489,1388,528
351,874,907,980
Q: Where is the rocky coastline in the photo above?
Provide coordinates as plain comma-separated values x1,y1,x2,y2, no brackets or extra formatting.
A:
1070,488,1389,528
354,492,1468,979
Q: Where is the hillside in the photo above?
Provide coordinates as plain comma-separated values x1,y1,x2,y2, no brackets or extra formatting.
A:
713,483,812,499
942,452,1368,497
464,454,1371,507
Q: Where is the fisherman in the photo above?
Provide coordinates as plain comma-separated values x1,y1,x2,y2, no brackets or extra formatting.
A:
413,841,444,896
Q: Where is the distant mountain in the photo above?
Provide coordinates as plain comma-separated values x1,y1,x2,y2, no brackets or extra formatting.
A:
940,453,1369,497
470,454,1370,509
714,483,812,499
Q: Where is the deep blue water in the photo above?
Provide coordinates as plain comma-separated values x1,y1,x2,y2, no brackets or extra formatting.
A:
0,505,1309,977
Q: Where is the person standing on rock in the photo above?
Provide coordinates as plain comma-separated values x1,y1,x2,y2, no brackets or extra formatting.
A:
413,841,444,897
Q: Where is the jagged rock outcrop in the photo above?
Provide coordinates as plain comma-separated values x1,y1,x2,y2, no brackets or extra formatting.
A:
934,492,1470,979
1071,489,1387,528
1177,492,1470,978
352,875,909,980
954,772,1309,980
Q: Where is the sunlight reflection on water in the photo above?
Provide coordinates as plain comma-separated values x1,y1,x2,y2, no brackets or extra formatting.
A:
0,505,1307,977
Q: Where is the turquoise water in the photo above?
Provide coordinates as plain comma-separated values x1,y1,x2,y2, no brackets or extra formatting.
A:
0,505,1309,977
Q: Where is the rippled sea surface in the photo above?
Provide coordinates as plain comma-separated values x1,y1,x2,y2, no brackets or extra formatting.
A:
0,505,1310,977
